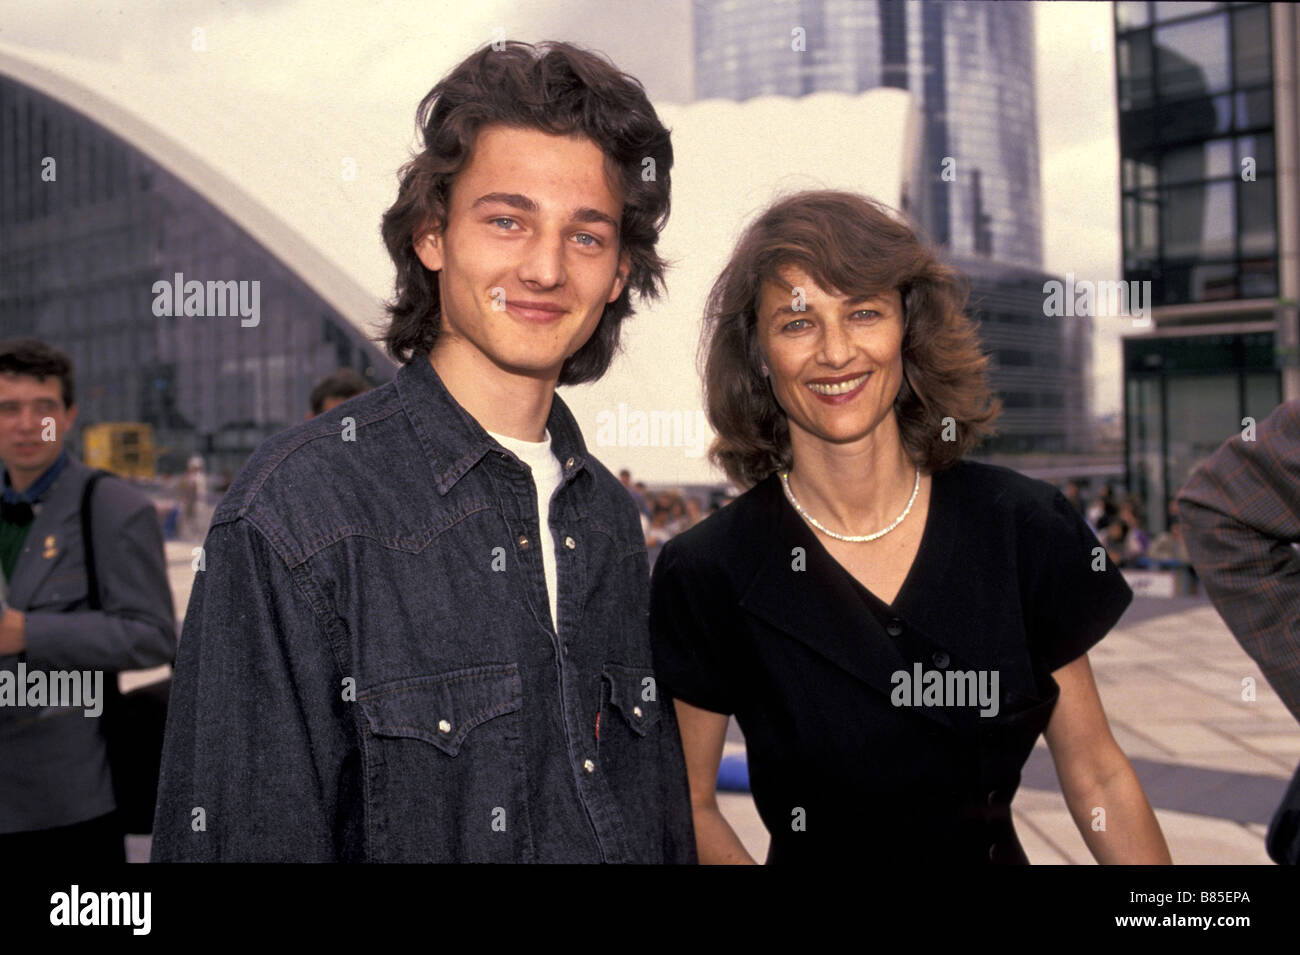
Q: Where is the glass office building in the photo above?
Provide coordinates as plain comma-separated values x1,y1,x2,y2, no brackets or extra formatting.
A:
1116,1,1293,532
0,69,394,481
695,0,1043,271
694,0,1089,455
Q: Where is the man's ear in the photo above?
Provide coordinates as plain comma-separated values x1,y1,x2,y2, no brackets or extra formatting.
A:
414,229,443,272
606,249,631,304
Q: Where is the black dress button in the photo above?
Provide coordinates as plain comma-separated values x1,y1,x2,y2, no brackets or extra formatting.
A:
932,651,950,669
886,618,903,637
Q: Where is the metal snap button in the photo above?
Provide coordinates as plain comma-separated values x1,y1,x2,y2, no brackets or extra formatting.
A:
518,535,530,549
565,457,575,468
633,706,643,719
564,536,576,550
583,759,595,773
438,719,451,733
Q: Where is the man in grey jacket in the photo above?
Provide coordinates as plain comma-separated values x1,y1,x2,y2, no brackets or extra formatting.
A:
0,339,176,862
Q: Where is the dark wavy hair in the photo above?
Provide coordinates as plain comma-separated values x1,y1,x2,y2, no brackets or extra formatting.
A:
380,40,673,385
0,338,75,408
702,190,1001,489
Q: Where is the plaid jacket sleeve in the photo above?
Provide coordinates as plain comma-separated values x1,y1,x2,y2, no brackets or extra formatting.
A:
1176,398,1300,724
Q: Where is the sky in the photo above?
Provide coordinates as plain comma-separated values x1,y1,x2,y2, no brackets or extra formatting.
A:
0,0,1132,456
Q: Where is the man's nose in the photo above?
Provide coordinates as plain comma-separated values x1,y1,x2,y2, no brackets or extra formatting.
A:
517,231,566,288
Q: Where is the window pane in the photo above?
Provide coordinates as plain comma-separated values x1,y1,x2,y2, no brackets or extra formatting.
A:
1160,137,1234,183
1239,176,1276,255
1162,181,1235,258
1117,2,1151,30
1139,197,1159,257
1236,133,1274,173
1190,262,1238,300
1235,88,1272,129
1244,372,1281,426
1240,257,1277,297
1154,2,1221,23
1156,92,1232,142
1166,373,1240,497
1233,5,1271,87
1156,16,1230,98
1118,33,1154,108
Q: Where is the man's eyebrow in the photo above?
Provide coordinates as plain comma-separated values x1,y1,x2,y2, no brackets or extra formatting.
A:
471,193,619,233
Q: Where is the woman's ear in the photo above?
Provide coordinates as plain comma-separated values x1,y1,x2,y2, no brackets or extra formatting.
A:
414,230,443,272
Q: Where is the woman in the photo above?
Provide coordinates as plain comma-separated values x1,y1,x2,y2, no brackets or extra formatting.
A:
648,190,1171,865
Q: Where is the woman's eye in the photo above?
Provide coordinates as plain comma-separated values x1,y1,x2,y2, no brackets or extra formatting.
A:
852,309,881,320
783,319,809,332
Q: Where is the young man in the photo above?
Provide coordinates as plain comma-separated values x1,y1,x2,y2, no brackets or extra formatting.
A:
152,41,695,862
0,339,176,862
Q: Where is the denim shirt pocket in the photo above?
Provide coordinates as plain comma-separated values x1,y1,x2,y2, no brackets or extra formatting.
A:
358,663,533,861
600,664,662,737
597,663,667,860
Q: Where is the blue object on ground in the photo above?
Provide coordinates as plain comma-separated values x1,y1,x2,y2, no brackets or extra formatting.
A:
163,506,180,540
717,753,750,792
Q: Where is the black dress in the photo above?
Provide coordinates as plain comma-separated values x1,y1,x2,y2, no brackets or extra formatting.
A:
648,459,1133,865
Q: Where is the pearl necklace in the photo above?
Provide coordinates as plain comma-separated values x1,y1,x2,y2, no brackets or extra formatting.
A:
780,466,921,543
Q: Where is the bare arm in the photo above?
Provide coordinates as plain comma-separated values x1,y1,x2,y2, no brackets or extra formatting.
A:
674,698,759,865
1043,654,1172,864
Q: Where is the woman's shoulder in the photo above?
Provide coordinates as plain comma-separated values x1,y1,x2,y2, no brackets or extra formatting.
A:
941,458,1068,524
657,475,780,574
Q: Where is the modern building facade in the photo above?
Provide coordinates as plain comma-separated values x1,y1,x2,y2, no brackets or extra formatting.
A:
0,59,394,480
1116,1,1295,532
695,0,1042,271
693,0,1091,456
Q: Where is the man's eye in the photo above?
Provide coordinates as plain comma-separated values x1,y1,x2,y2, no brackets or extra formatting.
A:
783,319,809,332
490,217,518,230
573,233,601,247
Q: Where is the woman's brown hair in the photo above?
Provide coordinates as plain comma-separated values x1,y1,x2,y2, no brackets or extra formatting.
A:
702,190,1001,489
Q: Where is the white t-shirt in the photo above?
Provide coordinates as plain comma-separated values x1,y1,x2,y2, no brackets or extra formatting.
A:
487,428,565,633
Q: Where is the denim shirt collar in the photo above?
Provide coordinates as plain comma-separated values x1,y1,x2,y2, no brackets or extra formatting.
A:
395,352,590,496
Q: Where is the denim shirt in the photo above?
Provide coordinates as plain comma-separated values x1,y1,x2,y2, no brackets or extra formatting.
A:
151,353,697,863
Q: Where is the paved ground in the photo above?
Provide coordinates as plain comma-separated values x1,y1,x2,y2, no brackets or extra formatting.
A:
130,536,1297,864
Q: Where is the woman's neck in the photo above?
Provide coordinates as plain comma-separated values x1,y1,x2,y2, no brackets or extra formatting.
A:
785,414,918,535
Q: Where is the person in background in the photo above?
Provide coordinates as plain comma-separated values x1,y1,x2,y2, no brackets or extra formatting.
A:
1177,400,1300,722
1062,480,1085,517
0,339,176,863
619,468,652,521
1177,399,1300,864
307,368,372,419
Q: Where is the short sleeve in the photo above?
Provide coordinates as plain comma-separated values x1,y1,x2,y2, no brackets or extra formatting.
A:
648,537,737,716
1022,490,1134,674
